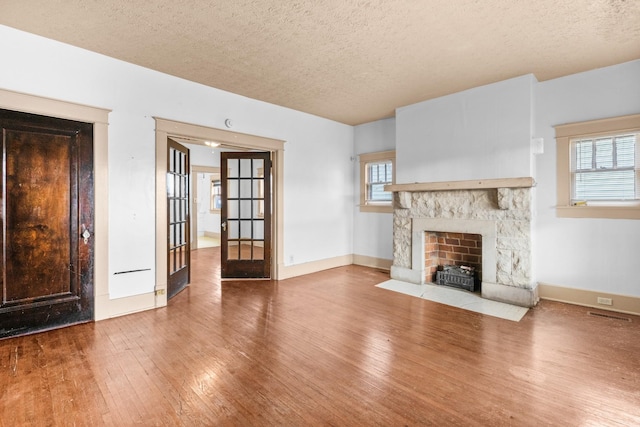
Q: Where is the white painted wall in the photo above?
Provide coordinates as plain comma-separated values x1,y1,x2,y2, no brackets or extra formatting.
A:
189,144,220,168
396,75,536,184
534,60,640,297
353,118,396,261
283,115,354,265
0,25,354,298
188,144,221,237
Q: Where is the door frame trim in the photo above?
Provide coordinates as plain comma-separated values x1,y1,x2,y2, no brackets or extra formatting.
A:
154,118,285,307
0,88,111,320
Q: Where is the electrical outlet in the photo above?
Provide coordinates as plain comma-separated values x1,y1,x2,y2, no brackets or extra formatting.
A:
597,297,612,306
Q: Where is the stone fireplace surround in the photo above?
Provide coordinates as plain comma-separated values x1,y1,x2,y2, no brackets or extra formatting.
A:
386,178,539,308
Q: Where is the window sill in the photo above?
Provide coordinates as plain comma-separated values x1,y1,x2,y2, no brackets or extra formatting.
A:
360,204,393,214
556,205,640,220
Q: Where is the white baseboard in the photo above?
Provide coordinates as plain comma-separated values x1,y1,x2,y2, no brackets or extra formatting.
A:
95,291,156,321
538,282,640,316
352,255,392,271
279,255,353,279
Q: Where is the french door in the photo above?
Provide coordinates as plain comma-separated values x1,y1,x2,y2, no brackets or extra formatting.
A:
220,152,271,278
167,138,190,298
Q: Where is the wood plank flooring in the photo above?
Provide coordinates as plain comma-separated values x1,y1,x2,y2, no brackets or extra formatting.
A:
1,246,639,426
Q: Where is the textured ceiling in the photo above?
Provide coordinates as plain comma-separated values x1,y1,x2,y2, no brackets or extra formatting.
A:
1,0,639,125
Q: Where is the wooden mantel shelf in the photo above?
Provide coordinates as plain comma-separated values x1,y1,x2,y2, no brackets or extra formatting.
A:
385,177,535,192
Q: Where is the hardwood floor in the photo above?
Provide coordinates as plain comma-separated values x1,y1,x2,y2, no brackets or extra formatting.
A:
1,247,639,426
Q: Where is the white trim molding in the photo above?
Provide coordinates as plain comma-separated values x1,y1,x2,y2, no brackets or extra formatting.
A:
539,282,640,317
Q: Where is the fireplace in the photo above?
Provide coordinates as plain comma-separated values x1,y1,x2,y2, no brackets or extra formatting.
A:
387,178,539,308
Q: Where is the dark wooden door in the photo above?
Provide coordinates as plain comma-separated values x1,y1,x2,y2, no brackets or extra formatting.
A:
221,152,271,278
167,138,190,298
0,109,94,339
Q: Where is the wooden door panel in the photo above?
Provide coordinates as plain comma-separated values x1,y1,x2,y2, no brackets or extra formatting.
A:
0,109,93,339
5,131,74,302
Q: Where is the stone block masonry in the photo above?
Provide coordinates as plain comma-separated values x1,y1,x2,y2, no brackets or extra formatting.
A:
391,186,538,307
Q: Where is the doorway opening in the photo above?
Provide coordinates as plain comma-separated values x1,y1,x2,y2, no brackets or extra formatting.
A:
0,109,95,338
0,88,113,323
191,165,221,250
154,118,284,307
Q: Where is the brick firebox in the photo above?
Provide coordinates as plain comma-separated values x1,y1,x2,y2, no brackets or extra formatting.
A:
424,232,482,285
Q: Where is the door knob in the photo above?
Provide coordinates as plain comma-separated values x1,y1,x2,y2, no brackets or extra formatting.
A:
221,221,227,232
81,226,91,244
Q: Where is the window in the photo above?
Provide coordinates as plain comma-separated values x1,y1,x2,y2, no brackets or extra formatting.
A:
210,178,221,211
359,150,395,213
555,113,640,219
572,134,637,202
367,161,393,202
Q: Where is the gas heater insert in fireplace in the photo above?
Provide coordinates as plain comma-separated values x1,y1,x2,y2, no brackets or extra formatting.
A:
436,265,476,292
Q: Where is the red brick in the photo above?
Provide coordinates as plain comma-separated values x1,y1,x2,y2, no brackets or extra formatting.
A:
463,233,481,241
423,229,484,277
462,254,479,264
460,239,477,248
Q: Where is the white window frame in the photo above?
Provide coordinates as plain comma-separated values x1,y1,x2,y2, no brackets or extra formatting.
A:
555,113,640,219
359,150,395,213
